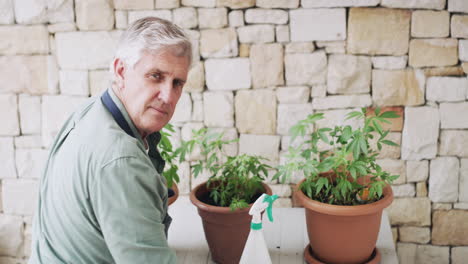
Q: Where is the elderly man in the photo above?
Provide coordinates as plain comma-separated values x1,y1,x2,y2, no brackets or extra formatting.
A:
29,17,192,264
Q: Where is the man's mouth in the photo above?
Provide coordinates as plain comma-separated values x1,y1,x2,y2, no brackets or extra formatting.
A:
150,106,168,115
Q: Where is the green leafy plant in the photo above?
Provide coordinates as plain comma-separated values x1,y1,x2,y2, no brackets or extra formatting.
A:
176,128,271,210
274,107,400,205
158,123,179,188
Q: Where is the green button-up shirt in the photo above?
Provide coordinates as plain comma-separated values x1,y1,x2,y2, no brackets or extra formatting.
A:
29,88,176,264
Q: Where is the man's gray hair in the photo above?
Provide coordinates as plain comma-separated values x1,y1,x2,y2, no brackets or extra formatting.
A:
112,17,192,74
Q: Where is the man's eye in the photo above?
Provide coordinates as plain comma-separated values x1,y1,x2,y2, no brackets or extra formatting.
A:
174,80,184,89
152,73,162,80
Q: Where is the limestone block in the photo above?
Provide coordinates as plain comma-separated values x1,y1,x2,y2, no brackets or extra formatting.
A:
371,56,407,70
454,203,468,209
155,0,180,8
416,245,449,264
19,95,41,135
114,11,127,29
14,136,42,149
386,198,431,226
429,157,459,203
0,95,19,136
228,10,243,27
460,40,468,61
433,210,468,245
269,184,292,197
312,95,372,110
47,0,74,23
276,26,289,43
290,8,346,41
171,93,192,124
406,160,429,183
0,26,49,55
55,31,120,70
59,70,89,96
235,90,276,135
2,179,38,215
47,22,77,33
209,127,238,157
376,159,406,184
273,198,292,208
427,77,467,102
239,134,280,166
440,102,468,129
285,42,315,53
401,107,439,160
216,0,254,9
0,257,26,264
0,137,16,179
76,0,114,31
285,51,327,86
440,130,468,157
181,122,204,161
183,62,204,93
451,15,468,38
15,149,47,179
316,41,346,54
256,0,299,8
448,0,468,13
311,85,327,98
200,28,237,58
277,104,313,135
182,0,215,7
366,106,404,132
0,0,14,24
411,11,449,38
400,227,430,244
250,44,284,88
392,184,416,197
424,66,465,77
198,8,227,29
41,95,88,147
203,92,233,127
348,8,410,56
315,109,363,130
417,182,428,197
191,96,203,121
114,0,153,9
433,203,452,210
409,39,458,67
276,86,310,104
382,0,445,9
128,10,172,24
89,70,109,96
369,132,401,159
237,25,274,44
372,69,425,106
245,9,288,24
461,159,468,202
0,214,23,257
397,243,417,264
13,0,47,24
302,0,379,7
173,7,197,29
452,247,468,264
205,58,250,90
239,44,249,57
327,54,371,94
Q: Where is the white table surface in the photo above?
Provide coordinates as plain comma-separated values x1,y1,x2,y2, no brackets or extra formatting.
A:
168,196,399,264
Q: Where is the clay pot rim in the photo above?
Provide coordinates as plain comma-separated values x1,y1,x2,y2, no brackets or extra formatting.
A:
190,180,272,214
168,182,179,206
295,177,394,216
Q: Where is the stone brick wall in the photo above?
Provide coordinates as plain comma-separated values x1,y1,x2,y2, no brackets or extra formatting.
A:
1,0,468,263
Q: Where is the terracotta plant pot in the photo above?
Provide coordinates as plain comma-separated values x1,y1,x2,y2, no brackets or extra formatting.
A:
168,183,179,206
296,173,393,264
190,181,272,264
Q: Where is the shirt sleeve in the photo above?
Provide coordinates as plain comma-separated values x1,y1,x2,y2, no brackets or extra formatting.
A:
90,156,176,264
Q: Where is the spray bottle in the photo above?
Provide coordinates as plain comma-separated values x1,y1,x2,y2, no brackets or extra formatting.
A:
239,193,278,264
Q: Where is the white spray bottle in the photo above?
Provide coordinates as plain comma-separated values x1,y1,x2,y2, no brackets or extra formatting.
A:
239,193,278,264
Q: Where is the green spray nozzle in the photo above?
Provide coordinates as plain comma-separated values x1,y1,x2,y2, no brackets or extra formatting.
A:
263,194,278,222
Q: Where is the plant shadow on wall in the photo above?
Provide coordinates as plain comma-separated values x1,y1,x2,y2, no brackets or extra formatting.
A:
175,128,272,264
274,107,400,264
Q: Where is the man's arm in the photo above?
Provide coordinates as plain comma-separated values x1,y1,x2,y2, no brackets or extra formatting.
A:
91,156,176,264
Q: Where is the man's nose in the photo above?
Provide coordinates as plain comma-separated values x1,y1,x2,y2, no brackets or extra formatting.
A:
158,81,176,103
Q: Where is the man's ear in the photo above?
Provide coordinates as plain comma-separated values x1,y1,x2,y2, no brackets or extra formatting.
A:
113,58,126,89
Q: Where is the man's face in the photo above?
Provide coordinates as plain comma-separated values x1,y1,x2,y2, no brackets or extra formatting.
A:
115,49,190,137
